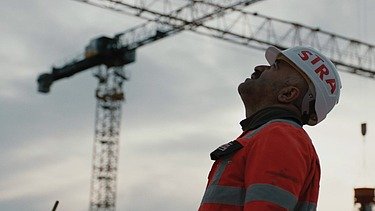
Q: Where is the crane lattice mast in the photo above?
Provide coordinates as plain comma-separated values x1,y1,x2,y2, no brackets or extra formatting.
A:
90,66,128,210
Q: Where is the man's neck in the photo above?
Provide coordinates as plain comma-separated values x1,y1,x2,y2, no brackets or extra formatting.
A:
245,104,300,119
241,106,304,131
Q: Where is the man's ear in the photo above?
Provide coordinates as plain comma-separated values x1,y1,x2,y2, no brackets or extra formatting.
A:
277,86,300,103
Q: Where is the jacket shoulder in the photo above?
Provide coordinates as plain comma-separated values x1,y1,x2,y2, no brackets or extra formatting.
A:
238,119,313,150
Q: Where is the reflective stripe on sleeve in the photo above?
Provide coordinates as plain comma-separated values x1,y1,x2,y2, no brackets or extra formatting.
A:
201,184,245,206
245,184,298,210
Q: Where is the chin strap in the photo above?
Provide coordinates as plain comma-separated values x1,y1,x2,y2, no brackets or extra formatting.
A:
301,88,317,125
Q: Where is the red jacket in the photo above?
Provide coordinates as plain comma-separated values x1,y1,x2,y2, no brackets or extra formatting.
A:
199,111,320,211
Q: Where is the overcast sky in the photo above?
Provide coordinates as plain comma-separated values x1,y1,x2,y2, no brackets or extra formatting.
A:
1,0,375,210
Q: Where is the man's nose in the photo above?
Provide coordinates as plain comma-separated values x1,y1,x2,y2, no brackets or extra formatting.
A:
254,65,269,73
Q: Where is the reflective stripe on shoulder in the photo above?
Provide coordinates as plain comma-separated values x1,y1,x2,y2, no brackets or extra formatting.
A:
201,184,245,206
210,157,231,185
244,119,302,139
269,119,302,128
245,183,297,210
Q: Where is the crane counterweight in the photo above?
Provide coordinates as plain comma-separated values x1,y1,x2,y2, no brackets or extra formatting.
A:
37,36,136,94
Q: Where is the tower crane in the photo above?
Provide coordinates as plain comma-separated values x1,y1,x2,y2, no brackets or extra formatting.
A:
38,1,264,210
37,1,375,210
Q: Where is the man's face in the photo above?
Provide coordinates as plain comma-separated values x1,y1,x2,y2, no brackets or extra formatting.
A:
238,60,294,109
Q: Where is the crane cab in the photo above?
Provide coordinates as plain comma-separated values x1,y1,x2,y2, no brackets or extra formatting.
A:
85,36,114,59
85,36,136,68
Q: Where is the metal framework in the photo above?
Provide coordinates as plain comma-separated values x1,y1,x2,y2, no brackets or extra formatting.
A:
80,0,375,78
190,10,375,77
90,66,126,211
37,1,375,211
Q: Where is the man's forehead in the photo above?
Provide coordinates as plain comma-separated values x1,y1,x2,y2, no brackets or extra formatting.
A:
276,55,314,87
275,58,299,72
275,54,302,72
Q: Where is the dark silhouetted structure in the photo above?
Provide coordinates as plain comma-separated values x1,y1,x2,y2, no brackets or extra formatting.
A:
355,188,375,211
354,123,374,211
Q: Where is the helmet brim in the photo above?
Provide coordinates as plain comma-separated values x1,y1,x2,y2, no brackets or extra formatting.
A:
265,46,282,65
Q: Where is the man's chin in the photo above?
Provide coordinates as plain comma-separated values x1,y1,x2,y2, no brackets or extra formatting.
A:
237,82,245,94
237,81,251,95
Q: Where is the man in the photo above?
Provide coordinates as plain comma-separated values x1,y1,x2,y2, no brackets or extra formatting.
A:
199,46,342,211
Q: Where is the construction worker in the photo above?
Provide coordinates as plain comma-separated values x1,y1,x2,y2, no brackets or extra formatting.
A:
199,46,342,211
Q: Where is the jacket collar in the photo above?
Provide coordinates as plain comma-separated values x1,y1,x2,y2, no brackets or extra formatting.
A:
240,106,303,132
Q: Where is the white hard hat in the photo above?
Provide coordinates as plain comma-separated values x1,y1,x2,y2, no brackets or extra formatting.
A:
265,46,342,125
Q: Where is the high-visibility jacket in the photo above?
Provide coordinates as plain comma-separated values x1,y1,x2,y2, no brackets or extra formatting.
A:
199,108,320,211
